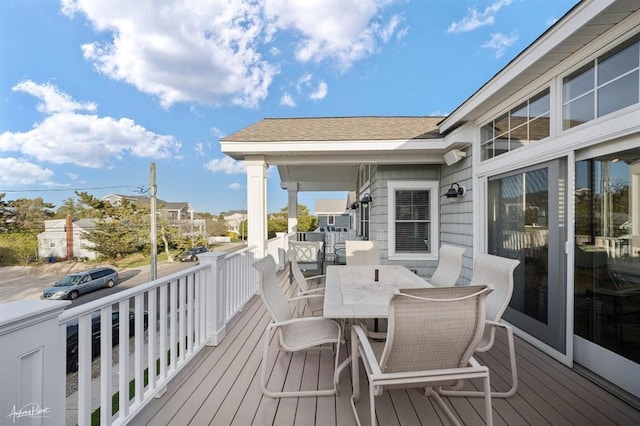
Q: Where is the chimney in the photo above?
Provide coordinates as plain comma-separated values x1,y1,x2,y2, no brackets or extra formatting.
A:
66,215,74,261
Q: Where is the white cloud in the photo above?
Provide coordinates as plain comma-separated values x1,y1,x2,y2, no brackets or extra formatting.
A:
0,80,181,168
280,92,296,107
194,142,205,156
482,32,518,58
266,0,405,71
12,80,96,114
61,1,404,108
0,157,54,185
447,0,512,34
210,127,225,139
204,156,246,174
226,182,241,190
309,81,328,101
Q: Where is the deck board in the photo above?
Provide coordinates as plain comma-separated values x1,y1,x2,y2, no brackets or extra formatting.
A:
135,267,640,426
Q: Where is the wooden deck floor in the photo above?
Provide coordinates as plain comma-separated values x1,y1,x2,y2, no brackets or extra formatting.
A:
134,269,640,426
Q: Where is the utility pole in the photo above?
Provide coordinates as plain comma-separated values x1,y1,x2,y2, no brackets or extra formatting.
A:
150,162,157,280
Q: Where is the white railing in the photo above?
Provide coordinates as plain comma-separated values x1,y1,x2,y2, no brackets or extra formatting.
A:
267,232,294,270
59,265,209,426
0,243,271,426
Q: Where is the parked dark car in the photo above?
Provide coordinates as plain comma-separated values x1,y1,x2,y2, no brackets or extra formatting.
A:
66,310,148,373
41,267,118,300
178,246,208,262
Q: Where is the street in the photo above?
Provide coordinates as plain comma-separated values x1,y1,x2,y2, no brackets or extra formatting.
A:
0,242,247,306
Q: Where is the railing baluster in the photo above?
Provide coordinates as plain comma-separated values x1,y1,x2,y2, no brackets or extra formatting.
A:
134,294,144,405
118,299,130,420
78,313,92,426
159,283,168,383
169,279,178,372
100,305,113,426
147,287,157,394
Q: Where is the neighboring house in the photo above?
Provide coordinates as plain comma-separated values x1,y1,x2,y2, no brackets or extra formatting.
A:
222,211,246,235
221,1,640,400
314,198,350,231
37,216,98,260
103,194,206,236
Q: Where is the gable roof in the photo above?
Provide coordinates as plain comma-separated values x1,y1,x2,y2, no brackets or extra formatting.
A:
314,199,348,215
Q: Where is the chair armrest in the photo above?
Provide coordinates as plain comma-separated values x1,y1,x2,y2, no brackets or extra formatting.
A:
297,287,325,296
305,274,326,283
486,320,512,330
351,324,383,376
271,315,338,328
289,293,324,303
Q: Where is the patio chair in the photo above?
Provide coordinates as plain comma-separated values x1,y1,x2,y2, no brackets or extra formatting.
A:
430,244,466,287
252,255,342,398
350,285,494,426
440,253,520,399
287,248,325,315
346,240,380,265
289,240,324,275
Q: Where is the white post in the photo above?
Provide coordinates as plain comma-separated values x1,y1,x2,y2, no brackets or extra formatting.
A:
246,157,268,257
286,182,299,234
200,251,227,346
0,300,69,426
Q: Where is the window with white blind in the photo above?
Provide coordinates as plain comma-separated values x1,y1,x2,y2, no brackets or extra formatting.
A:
387,181,439,260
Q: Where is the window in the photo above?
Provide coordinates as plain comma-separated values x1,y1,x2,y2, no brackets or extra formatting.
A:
387,181,439,259
563,36,639,129
480,89,550,160
327,215,335,225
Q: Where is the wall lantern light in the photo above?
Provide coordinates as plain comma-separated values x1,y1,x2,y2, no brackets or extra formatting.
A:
360,193,373,204
445,183,465,198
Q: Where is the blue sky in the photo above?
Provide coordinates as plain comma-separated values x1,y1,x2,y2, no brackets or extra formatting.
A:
0,0,577,215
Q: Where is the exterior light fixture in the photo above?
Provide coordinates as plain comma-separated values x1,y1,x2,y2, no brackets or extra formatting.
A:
350,202,359,209
445,183,465,198
360,193,373,204
444,149,467,166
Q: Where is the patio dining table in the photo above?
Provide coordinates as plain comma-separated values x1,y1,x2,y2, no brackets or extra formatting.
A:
323,264,432,381
323,264,432,319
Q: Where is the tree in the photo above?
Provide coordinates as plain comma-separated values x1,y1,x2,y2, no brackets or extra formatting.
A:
267,204,317,238
2,197,55,235
81,196,150,258
0,232,38,265
54,196,94,219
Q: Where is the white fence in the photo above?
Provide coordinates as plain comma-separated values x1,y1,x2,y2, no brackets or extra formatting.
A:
0,243,266,426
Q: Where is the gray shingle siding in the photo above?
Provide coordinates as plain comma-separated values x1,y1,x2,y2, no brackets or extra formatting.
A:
439,147,473,284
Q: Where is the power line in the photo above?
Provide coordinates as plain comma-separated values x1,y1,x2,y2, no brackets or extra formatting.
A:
0,185,139,193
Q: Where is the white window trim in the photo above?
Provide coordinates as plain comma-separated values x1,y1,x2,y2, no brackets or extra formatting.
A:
327,214,335,225
387,180,439,261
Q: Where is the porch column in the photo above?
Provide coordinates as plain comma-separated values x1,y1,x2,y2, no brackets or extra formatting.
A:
0,300,69,426
286,182,298,234
246,156,268,257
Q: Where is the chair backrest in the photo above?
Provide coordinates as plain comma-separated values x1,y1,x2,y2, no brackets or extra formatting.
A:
287,248,311,292
380,286,492,373
468,253,520,323
252,255,292,323
290,241,322,263
346,240,380,265
430,244,466,287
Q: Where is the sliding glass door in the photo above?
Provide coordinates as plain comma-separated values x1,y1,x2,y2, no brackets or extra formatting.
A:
574,147,640,365
488,160,567,353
